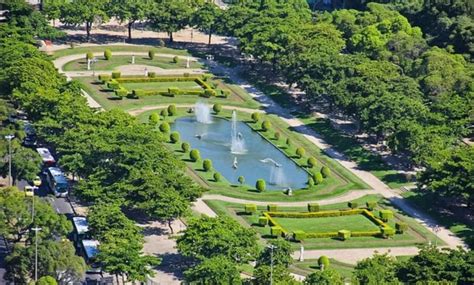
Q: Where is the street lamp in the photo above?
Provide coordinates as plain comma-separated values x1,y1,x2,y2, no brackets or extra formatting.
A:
4,134,14,187
267,244,277,285
31,227,42,282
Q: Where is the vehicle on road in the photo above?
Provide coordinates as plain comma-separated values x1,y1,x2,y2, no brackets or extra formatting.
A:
72,217,101,274
45,167,68,197
36,147,55,166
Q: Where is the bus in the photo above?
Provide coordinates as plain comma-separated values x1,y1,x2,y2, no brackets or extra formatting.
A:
45,167,68,197
71,217,102,274
36,148,56,166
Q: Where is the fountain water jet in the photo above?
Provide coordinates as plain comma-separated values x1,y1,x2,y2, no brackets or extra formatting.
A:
230,110,247,154
195,102,212,124
270,164,287,186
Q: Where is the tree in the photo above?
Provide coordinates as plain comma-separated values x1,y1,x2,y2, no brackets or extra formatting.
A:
177,216,258,263
184,256,242,284
37,276,58,285
109,0,149,40
60,0,109,42
42,0,66,26
253,264,299,285
148,0,192,42
87,203,141,241
353,253,399,284
59,153,85,181
304,268,344,285
192,2,223,45
256,238,293,268
0,187,34,243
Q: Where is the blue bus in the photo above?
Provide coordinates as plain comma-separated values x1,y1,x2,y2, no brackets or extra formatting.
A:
46,167,69,197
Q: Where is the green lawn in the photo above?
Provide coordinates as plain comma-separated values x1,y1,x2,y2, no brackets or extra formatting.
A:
62,55,202,71
121,81,201,91
290,259,355,280
51,45,190,59
274,215,380,233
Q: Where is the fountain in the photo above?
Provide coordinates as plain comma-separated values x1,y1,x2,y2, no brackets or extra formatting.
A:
195,102,212,124
230,110,247,154
270,163,287,186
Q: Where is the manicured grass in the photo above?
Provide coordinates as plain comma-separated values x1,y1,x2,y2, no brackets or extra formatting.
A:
274,215,380,233
121,81,201,91
51,45,190,59
62,55,202,71
290,259,354,280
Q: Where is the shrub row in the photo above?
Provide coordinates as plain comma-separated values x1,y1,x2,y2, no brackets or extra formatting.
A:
361,209,388,227
116,76,200,83
266,209,364,218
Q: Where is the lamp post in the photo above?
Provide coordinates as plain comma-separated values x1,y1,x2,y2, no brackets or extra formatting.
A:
267,244,277,285
4,134,14,187
31,227,42,282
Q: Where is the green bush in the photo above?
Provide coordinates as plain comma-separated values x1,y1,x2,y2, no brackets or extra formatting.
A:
318,256,330,268
149,113,159,126
245,204,257,214
167,104,177,116
190,149,201,162
293,230,306,241
148,50,155,59
307,177,315,187
183,72,190,77
267,204,277,212
271,226,283,237
104,49,112,60
86,52,94,60
379,210,394,222
381,226,395,238
173,56,179,63
160,109,168,118
261,120,271,132
132,89,145,98
202,74,212,81
338,230,351,241
366,201,377,211
107,79,120,90
115,88,128,99
221,90,230,98
308,203,320,212
274,132,281,140
348,202,358,209
307,157,317,168
170,131,180,143
213,103,222,114
296,147,305,159
98,74,111,83
256,179,266,192
203,159,213,171
148,71,156,78
258,216,268,226
36,276,58,285
238,176,245,185
313,172,323,184
213,172,221,182
203,89,216,97
251,112,261,123
112,70,121,79
167,87,179,97
159,122,170,133
181,142,190,153
395,222,408,234
321,166,331,178
286,138,291,146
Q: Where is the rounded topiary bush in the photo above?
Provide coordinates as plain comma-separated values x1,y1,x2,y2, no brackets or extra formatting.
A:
308,176,315,187
107,79,120,90
296,147,305,159
256,179,266,192
348,202,358,209
318,256,330,268
159,122,170,133
307,157,317,168
286,138,291,146
104,49,112,60
86,52,94,60
321,166,331,178
190,149,200,162
366,201,377,211
238,176,245,185
112,71,121,79
213,172,221,182
203,159,212,172
251,112,261,123
203,89,216,98
170,131,180,143
115,88,128,99
148,113,159,126
313,172,323,184
173,56,179,63
148,71,156,78
261,120,271,132
181,142,190,153
167,104,177,116
160,109,168,118
212,103,222,114
148,50,155,59
132,89,145,98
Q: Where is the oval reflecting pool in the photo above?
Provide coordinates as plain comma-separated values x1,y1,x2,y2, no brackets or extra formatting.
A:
171,116,309,190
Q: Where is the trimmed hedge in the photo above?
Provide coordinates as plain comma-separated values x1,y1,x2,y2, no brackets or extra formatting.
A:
338,230,351,241
104,49,112,60
362,210,387,227
167,104,177,116
168,87,179,97
238,176,245,185
203,89,216,98
321,166,331,178
318,256,330,268
271,226,283,237
173,56,179,63
107,79,120,90
148,71,156,78
190,149,200,162
86,52,94,60
366,201,377,211
308,203,320,212
379,210,394,222
395,222,408,234
170,131,180,143
267,204,277,212
251,112,261,123
348,202,358,209
160,109,168,118
148,50,155,59
296,147,306,159
181,142,190,153
269,209,364,218
382,226,395,238
213,103,222,114
115,88,128,99
293,230,306,241
261,120,271,132
307,157,317,168
256,179,266,192
213,172,221,182
111,71,121,79
132,89,145,98
274,132,281,140
258,216,268,226
313,172,323,184
307,177,315,187
98,74,111,83
245,204,257,214
159,122,170,133
203,159,212,172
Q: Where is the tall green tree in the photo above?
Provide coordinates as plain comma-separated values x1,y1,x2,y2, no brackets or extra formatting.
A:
109,0,149,40
42,0,67,26
0,143,42,184
192,2,223,45
353,253,399,284
304,268,344,285
184,256,242,284
148,0,192,42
